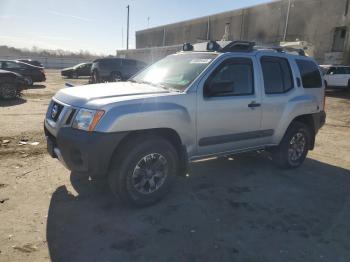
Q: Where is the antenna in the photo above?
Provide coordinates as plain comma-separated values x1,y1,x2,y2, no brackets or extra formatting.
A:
126,5,130,50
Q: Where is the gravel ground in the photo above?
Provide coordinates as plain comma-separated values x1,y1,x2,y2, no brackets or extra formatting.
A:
0,70,350,262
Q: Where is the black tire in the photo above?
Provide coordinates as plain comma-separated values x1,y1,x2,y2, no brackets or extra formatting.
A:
92,70,100,83
24,76,33,86
72,72,79,79
108,136,179,207
272,121,311,169
0,82,19,99
110,71,122,82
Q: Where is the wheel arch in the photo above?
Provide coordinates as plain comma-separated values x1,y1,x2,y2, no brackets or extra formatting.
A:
287,114,316,150
109,128,188,176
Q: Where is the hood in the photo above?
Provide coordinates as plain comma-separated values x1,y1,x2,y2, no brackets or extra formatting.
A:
54,81,171,107
61,67,74,72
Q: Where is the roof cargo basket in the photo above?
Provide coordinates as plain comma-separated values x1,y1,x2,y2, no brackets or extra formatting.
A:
222,41,255,52
255,45,306,56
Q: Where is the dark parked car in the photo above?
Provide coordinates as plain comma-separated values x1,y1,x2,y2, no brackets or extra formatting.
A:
17,59,44,68
61,62,92,79
0,69,26,99
91,58,146,83
0,60,46,86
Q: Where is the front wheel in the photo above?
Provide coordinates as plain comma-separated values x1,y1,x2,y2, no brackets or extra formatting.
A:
24,76,33,86
108,136,179,206
272,122,311,169
0,82,19,99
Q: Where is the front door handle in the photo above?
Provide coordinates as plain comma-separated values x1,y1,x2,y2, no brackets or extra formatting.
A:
248,101,261,108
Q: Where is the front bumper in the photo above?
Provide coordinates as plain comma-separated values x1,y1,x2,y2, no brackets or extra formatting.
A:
31,73,46,82
45,126,128,176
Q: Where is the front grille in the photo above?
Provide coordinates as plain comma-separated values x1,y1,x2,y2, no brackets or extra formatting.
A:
50,102,64,122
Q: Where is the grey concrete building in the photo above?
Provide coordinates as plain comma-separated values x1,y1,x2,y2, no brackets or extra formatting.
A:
118,0,350,65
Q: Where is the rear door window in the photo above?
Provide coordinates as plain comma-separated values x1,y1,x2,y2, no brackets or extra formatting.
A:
122,60,136,66
335,67,346,74
296,59,322,88
261,56,294,94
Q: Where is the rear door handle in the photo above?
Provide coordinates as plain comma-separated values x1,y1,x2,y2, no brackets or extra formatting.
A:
248,101,261,108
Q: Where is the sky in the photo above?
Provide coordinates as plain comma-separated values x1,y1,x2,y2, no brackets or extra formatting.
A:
0,0,272,55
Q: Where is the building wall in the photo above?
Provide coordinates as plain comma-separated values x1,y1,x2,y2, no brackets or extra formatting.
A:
133,0,350,64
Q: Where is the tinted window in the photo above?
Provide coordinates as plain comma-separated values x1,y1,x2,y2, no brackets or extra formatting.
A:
101,59,120,67
327,67,336,75
296,59,322,88
207,58,254,96
261,56,294,94
335,67,346,74
5,61,22,69
123,60,136,66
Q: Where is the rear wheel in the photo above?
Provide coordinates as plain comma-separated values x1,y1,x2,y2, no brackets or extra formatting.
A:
108,136,178,206
111,71,122,82
0,82,18,99
272,122,311,169
92,70,100,83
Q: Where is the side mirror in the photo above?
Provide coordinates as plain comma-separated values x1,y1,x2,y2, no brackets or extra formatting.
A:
205,81,234,97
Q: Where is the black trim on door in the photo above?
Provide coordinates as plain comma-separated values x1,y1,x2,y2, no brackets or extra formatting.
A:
198,129,274,147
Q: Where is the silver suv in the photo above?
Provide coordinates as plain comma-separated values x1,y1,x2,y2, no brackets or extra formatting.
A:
44,41,326,206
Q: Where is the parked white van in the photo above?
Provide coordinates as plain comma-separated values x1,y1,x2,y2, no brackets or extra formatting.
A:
321,65,350,90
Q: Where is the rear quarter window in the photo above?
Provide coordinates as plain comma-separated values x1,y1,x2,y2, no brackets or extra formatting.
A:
296,59,322,88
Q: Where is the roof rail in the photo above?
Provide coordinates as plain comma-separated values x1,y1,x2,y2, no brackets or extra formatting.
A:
182,40,307,56
255,45,306,56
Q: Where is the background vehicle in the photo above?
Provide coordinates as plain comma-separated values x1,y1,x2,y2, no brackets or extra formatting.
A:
45,41,326,206
0,60,45,86
61,62,92,79
0,69,26,99
91,57,146,83
17,59,44,68
320,65,350,90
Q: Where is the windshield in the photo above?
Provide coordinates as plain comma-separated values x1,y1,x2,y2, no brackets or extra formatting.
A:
131,53,218,91
74,63,85,69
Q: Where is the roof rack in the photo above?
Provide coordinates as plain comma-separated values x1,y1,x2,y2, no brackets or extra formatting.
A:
182,40,306,56
255,45,306,56
222,41,255,52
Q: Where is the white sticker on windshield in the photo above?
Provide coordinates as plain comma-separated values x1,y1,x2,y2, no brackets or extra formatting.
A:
190,59,212,64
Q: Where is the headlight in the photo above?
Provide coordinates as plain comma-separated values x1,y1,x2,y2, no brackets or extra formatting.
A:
72,109,104,131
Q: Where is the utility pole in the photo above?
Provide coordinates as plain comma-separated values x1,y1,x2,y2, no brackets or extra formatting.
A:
147,17,150,28
126,5,130,50
283,0,291,42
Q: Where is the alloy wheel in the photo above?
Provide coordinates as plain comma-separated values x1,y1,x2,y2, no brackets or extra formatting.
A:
132,153,168,194
288,132,306,162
